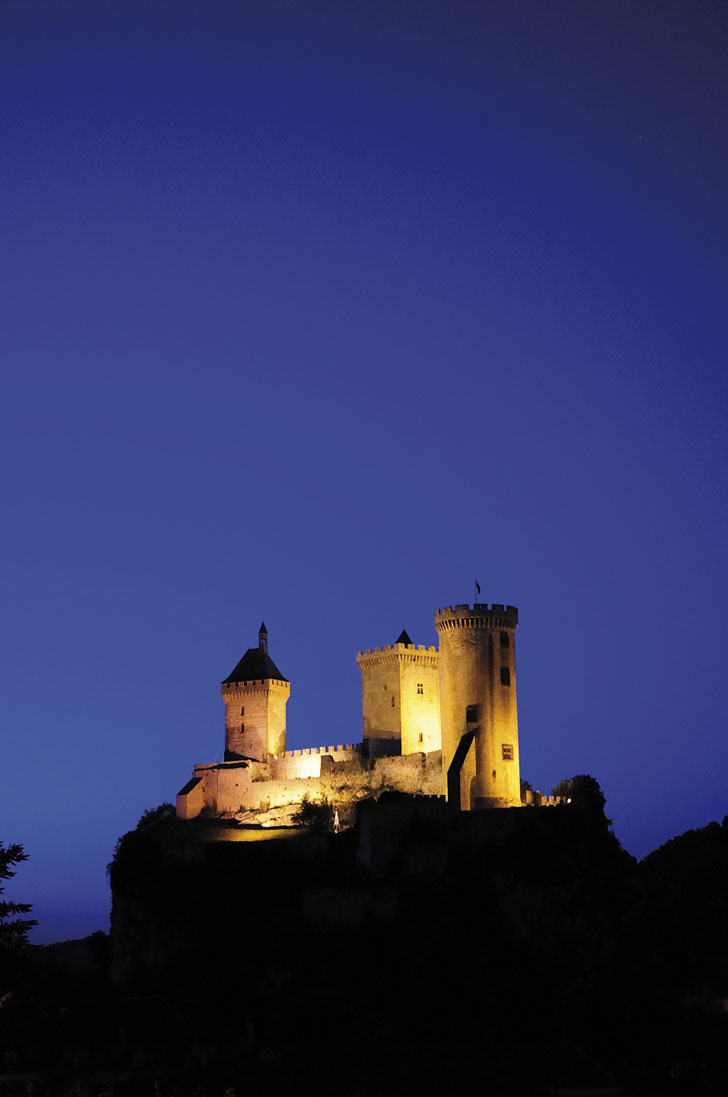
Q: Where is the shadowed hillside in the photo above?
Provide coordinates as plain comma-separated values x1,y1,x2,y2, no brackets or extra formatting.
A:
6,805,728,1094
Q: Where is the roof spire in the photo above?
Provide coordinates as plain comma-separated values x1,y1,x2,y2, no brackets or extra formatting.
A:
259,621,268,653
396,628,413,647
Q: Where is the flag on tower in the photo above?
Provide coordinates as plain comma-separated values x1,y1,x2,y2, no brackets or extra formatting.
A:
475,579,481,596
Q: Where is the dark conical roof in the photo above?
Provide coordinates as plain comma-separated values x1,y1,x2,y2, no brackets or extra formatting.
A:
396,629,413,646
223,647,288,684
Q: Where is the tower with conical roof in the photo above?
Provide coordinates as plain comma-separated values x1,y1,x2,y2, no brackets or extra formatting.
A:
356,629,441,756
221,622,290,761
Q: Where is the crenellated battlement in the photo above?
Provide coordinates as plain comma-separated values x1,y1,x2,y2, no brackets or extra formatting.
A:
223,679,290,691
178,600,525,822
435,603,518,631
356,643,438,664
278,744,358,759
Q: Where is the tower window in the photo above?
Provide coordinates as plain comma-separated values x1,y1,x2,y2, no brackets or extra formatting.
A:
240,723,245,734
417,682,423,694
500,631,510,648
500,666,511,686
418,732,424,743
391,695,395,707
240,707,245,716
502,743,514,760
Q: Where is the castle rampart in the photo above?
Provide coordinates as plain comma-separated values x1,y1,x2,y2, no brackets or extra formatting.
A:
178,601,528,822
357,643,438,660
436,604,519,629
268,744,358,780
176,749,444,819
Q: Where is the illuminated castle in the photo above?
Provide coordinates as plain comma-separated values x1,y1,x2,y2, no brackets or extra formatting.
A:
177,602,523,820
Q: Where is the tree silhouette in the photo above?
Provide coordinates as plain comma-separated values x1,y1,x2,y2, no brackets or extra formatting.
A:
552,775,611,825
0,843,37,951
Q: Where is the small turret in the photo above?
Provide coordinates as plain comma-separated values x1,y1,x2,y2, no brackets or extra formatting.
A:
259,621,268,653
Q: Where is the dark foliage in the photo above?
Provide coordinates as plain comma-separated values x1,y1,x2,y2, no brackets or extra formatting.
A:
108,804,177,875
135,803,176,830
12,801,728,1095
519,776,533,801
552,773,611,825
0,842,37,952
291,794,333,830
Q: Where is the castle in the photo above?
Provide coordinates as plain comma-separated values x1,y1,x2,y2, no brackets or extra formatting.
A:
176,602,526,821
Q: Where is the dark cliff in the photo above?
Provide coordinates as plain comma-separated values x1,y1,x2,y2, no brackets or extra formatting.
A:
108,799,643,1093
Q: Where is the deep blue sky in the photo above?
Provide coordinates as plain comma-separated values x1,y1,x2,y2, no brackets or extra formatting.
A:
2,1,727,943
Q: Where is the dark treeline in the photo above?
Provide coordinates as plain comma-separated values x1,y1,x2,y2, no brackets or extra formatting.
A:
4,801,728,1096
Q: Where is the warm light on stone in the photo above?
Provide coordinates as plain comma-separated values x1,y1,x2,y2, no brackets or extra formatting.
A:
356,641,441,754
177,602,524,820
436,604,521,809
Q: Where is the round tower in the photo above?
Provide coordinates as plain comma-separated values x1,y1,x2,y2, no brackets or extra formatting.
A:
435,603,520,810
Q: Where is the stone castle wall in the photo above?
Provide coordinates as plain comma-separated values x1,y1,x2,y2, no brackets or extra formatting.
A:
178,602,527,821
399,657,441,754
223,678,289,760
356,643,440,752
177,749,443,818
357,650,403,741
268,744,358,780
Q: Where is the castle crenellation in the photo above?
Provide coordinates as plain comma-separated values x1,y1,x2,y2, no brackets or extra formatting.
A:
357,643,438,656
281,745,357,757
436,604,519,626
437,602,518,613
177,599,527,821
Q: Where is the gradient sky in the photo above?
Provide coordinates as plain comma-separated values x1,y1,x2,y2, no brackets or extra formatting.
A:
1,0,727,943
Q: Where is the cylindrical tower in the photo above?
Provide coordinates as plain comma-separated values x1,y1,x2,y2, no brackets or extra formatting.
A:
435,603,521,810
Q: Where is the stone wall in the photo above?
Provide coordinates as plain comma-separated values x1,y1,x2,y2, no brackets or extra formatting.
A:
177,750,444,818
176,776,205,820
436,604,520,807
356,647,403,741
267,744,358,780
223,678,290,760
399,655,441,754
243,750,443,812
356,642,440,753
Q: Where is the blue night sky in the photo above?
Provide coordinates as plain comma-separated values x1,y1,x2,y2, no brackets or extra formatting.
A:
1,1,727,943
